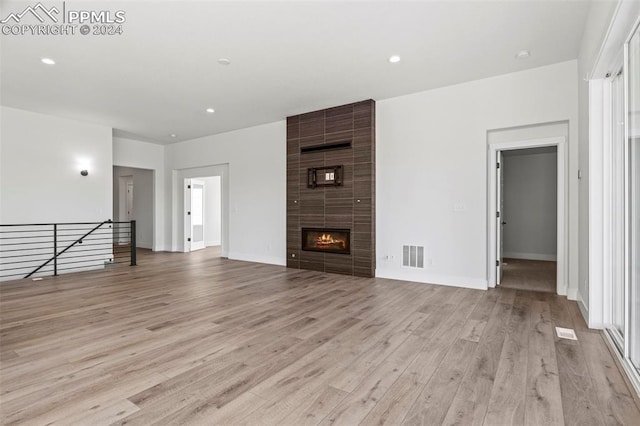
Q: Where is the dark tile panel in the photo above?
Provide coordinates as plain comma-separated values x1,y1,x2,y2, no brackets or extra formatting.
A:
353,222,373,233
325,198,353,210
299,135,325,148
354,180,374,199
299,188,325,201
324,150,354,165
325,130,354,144
287,117,300,139
354,257,373,269
300,215,326,227
287,140,300,156
326,104,354,118
354,198,372,216
300,119,325,138
353,135,372,148
325,116,354,134
299,110,325,122
300,261,325,273
354,115,372,129
325,263,354,275
353,267,374,278
353,163,373,180
354,127,372,139
324,185,354,200
324,215,353,228
353,215,372,225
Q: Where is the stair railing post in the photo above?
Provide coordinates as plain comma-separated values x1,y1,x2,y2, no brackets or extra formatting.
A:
130,220,137,266
53,224,58,276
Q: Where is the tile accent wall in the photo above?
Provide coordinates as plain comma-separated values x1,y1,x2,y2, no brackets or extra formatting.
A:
286,100,375,277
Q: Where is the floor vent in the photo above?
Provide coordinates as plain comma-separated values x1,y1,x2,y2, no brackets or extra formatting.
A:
402,245,424,268
555,327,578,340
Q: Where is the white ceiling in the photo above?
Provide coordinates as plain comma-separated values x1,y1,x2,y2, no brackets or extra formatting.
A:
1,0,592,144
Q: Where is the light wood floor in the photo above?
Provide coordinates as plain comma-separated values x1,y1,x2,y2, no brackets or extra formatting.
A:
500,258,557,293
1,248,639,425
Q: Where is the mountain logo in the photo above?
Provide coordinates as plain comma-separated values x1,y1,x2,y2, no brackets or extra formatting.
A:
1,2,60,24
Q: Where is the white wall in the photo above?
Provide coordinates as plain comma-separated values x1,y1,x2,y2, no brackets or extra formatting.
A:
502,149,557,261
201,176,221,246
164,121,286,265
113,166,154,249
113,137,165,251
376,60,579,291
0,106,112,223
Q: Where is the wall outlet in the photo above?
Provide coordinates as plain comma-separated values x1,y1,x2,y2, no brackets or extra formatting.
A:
427,258,434,266
453,203,466,212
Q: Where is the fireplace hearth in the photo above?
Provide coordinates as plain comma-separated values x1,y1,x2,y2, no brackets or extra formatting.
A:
302,228,350,255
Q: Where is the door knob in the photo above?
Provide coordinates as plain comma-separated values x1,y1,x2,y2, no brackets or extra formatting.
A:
501,221,507,225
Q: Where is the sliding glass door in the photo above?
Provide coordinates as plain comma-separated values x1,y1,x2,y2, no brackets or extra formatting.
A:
628,26,640,375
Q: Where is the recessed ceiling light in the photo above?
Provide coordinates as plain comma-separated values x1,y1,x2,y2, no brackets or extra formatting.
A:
206,108,215,114
388,55,401,63
170,133,177,138
41,57,55,65
515,50,531,59
218,58,231,66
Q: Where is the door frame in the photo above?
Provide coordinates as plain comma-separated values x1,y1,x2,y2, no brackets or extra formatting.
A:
487,136,567,295
173,164,229,257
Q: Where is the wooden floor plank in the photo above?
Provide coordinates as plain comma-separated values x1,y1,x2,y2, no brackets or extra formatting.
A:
0,248,638,425
524,300,564,425
483,293,532,425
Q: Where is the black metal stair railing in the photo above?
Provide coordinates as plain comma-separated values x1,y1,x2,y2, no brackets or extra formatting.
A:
0,220,137,281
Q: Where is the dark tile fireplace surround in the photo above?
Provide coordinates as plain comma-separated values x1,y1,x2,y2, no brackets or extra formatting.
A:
286,100,375,277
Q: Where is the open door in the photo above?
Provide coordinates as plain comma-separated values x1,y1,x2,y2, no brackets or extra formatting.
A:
496,151,504,285
185,179,206,251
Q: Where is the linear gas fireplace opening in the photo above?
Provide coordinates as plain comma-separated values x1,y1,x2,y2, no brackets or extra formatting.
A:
302,228,350,255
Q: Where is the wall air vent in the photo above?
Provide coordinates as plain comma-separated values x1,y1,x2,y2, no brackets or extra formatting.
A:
402,245,424,268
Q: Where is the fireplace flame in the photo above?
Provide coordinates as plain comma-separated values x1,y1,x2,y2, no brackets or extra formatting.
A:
315,233,345,247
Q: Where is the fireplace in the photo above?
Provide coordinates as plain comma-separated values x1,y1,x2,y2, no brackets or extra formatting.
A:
301,228,350,255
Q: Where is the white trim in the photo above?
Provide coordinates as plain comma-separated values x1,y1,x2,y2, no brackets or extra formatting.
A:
376,268,487,290
589,79,607,327
172,164,230,258
206,240,221,247
228,251,285,266
487,137,568,295
502,252,557,262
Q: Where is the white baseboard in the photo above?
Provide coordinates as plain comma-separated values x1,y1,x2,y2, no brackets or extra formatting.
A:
227,251,286,267
137,240,152,250
206,240,221,247
375,267,487,290
502,252,557,261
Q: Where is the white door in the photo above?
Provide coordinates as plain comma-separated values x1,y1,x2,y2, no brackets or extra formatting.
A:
496,151,504,285
186,179,206,251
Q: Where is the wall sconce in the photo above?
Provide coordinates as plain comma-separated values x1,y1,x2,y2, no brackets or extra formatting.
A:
80,170,89,176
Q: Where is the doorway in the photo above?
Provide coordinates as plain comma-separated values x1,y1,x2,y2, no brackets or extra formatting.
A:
113,166,155,250
488,137,567,295
183,176,222,257
499,146,558,292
